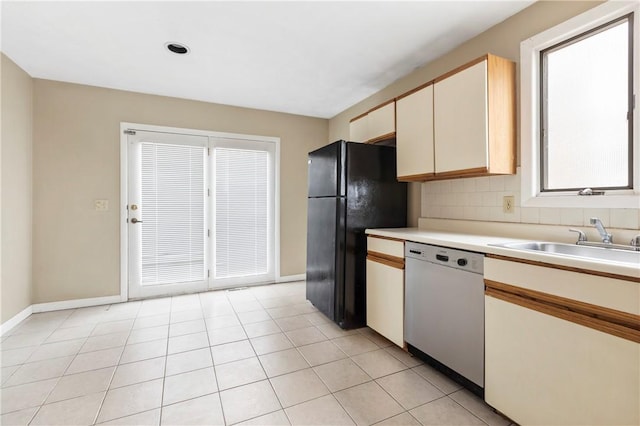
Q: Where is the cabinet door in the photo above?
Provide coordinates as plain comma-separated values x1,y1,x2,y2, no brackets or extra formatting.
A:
349,116,368,143
367,102,395,143
485,296,640,425
434,60,488,174
396,85,434,179
366,258,404,347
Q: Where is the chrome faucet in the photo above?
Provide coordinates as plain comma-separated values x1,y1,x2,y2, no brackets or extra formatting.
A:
590,217,612,244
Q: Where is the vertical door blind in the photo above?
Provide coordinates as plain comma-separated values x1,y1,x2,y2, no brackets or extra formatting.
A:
141,142,206,285
215,147,270,279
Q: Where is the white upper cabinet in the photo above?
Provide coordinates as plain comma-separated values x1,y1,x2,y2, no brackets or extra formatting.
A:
349,101,396,143
434,61,488,174
349,114,368,143
348,54,514,181
434,55,516,178
367,102,396,143
396,84,435,180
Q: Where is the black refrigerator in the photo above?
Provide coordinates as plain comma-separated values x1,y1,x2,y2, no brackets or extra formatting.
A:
306,140,407,329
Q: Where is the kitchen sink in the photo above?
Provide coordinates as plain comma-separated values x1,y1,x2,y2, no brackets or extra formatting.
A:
491,242,640,265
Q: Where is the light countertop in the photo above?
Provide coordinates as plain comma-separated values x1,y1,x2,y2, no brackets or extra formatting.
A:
366,227,640,279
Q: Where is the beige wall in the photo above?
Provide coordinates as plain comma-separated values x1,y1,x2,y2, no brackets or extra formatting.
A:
33,80,327,303
329,1,604,227
1,54,33,322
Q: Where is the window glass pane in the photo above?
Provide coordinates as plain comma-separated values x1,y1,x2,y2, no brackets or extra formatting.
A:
141,142,205,285
215,147,269,279
543,19,629,190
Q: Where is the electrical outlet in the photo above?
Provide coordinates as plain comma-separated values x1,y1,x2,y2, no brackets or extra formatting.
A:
503,195,515,214
94,199,109,211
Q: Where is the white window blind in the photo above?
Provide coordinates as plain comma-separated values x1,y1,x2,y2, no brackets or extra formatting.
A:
215,147,270,279
141,142,206,285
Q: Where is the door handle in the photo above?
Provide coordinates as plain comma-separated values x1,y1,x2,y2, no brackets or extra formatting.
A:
130,218,143,224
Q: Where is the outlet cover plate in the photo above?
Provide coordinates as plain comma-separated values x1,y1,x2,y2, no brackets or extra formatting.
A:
503,196,515,214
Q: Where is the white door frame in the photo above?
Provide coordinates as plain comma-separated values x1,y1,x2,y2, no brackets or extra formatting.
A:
120,122,281,301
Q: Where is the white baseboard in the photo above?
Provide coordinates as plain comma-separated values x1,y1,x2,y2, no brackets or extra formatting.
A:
32,295,123,313
276,274,306,283
1,305,33,336
3,277,306,335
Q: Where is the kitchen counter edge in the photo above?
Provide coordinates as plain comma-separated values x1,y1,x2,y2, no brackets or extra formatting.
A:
365,228,639,279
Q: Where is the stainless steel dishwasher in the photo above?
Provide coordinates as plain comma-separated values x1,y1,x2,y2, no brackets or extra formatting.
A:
404,241,485,395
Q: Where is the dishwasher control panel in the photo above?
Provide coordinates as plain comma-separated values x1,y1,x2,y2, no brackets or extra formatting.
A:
405,241,484,274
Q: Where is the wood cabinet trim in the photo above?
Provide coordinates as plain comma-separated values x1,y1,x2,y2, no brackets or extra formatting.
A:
486,254,640,283
367,132,396,144
367,253,405,269
368,99,396,113
396,81,435,101
434,166,488,179
485,281,640,344
350,100,397,123
434,54,489,84
367,235,405,243
349,112,368,123
397,172,436,182
487,55,516,175
485,279,640,331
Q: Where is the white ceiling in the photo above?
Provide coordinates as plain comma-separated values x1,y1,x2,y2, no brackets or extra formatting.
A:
1,1,534,119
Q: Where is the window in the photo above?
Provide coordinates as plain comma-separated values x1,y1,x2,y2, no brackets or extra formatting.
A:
541,15,632,192
521,1,639,208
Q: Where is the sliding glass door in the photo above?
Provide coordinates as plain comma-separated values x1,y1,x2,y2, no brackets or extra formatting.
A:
211,138,276,288
127,129,275,299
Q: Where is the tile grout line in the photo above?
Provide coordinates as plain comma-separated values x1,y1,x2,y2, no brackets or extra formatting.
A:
447,394,492,426
20,309,85,425
199,290,228,426
90,302,142,425
25,307,98,425
1,310,78,424
236,291,288,424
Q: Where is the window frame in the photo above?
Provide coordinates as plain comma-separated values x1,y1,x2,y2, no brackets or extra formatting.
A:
521,1,640,208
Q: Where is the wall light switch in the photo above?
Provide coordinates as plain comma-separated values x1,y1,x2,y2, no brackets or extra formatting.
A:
94,199,109,211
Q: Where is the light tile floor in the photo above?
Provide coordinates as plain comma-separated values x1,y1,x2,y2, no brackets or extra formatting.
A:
0,281,513,425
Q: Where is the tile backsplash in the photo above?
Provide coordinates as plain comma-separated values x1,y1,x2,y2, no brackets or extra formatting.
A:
421,169,640,230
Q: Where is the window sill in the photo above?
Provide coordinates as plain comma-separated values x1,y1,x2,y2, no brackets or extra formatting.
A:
522,193,640,209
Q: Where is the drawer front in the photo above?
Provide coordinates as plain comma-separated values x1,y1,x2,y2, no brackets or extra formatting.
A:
484,257,640,315
367,236,404,258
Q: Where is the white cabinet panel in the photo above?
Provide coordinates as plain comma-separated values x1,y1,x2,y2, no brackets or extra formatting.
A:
485,296,640,425
349,102,396,144
366,258,404,347
349,116,368,143
434,61,488,174
485,257,640,315
396,85,434,179
367,237,404,258
367,102,396,142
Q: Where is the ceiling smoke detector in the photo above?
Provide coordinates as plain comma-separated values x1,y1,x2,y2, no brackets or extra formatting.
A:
165,42,190,55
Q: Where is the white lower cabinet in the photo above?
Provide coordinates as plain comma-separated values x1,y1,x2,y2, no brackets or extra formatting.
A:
484,257,640,425
366,236,404,347
485,296,639,425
